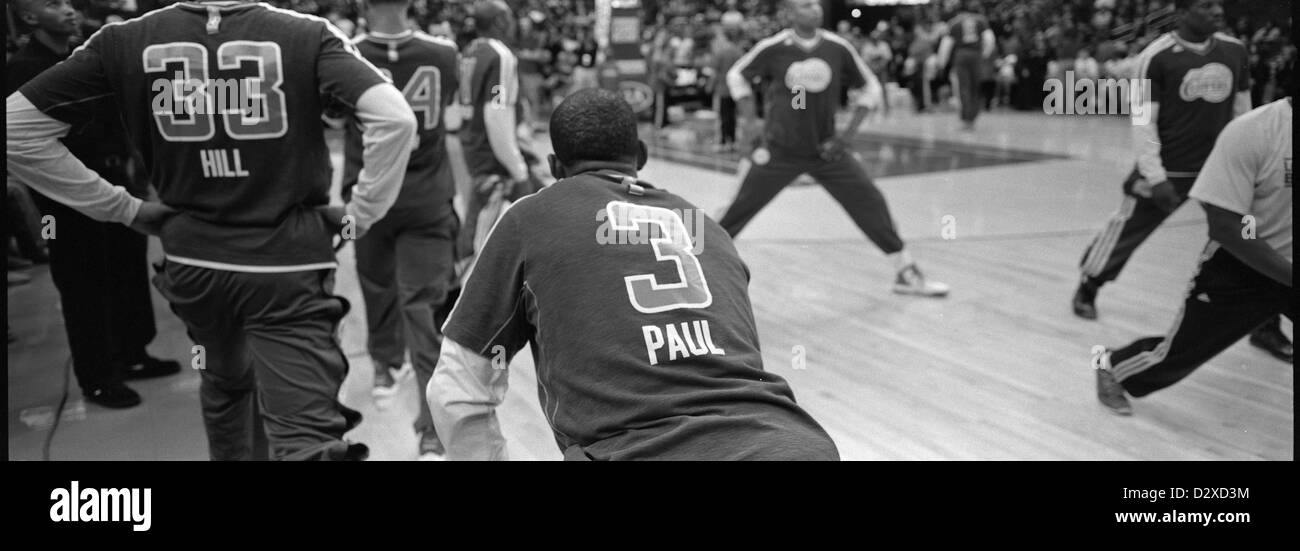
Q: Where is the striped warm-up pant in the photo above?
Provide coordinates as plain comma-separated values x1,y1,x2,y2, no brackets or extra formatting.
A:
1109,241,1293,397
1079,167,1197,286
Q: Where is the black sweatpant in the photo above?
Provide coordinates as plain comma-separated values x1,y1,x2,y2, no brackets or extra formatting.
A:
355,203,458,436
32,195,156,392
716,93,737,145
952,49,983,124
718,152,905,254
1079,167,1197,287
1110,242,1293,397
153,262,359,461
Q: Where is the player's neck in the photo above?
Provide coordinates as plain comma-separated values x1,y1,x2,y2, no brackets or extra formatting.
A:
367,11,408,35
1174,25,1212,44
562,159,638,179
792,26,818,40
32,29,72,56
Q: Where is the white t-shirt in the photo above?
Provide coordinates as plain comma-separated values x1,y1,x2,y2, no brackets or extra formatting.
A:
1189,98,1293,262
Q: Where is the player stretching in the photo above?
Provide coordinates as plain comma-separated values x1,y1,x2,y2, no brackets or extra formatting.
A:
721,0,948,297
338,0,460,460
8,0,416,460
1072,0,1291,360
427,89,840,461
1095,98,1291,416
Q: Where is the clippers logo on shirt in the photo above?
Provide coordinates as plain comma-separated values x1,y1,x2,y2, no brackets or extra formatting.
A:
1179,62,1233,103
784,57,833,94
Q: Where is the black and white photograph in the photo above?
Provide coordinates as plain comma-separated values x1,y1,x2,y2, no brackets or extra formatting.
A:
4,0,1292,478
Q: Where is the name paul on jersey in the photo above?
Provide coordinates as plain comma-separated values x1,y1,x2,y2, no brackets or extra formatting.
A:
641,319,726,366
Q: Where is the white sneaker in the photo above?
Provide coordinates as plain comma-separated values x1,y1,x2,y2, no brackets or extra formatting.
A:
417,429,445,461
892,264,950,297
371,363,413,399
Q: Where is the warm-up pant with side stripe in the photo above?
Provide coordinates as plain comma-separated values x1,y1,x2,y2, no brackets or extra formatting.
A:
1079,168,1197,286
1109,242,1293,397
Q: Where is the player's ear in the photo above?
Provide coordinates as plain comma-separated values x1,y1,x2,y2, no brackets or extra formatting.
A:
548,153,565,179
635,140,648,170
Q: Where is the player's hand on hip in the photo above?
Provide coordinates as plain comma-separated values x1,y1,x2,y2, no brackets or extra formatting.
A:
128,201,178,236
1149,180,1182,213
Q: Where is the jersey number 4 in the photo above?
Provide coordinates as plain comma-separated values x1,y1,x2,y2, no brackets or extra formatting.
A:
606,201,713,314
143,41,288,142
378,66,442,130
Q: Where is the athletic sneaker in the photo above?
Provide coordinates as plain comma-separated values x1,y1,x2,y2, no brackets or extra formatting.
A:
418,429,445,461
1249,322,1293,362
892,264,949,297
84,382,142,409
1094,353,1132,416
1072,282,1099,320
371,364,413,398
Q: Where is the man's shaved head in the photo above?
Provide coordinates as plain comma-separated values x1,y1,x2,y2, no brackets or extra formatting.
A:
472,0,514,36
549,88,643,168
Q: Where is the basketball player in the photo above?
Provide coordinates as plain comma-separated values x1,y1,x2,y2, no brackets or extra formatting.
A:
456,0,532,264
1095,97,1292,416
721,0,948,297
427,89,840,461
338,0,460,460
1073,0,1290,362
935,0,995,131
7,0,417,460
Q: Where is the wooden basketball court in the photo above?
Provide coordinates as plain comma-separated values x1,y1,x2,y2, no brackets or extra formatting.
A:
7,108,1291,460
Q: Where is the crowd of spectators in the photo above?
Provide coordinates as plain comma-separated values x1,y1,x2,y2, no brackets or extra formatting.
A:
6,0,1294,118
849,0,1293,113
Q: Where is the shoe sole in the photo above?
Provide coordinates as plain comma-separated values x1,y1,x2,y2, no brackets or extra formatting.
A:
371,386,401,400
892,285,950,297
123,367,182,381
1099,402,1133,416
1072,306,1098,320
1248,338,1293,362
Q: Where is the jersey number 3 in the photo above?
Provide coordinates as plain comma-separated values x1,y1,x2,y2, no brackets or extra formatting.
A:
143,41,288,142
606,201,713,314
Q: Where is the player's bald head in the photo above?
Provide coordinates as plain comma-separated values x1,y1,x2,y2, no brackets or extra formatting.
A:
781,0,823,30
549,88,645,169
472,0,513,34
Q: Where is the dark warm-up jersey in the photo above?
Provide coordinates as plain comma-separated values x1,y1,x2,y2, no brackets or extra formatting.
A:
1138,32,1250,176
342,31,459,211
947,12,989,53
730,29,874,159
442,169,839,460
18,1,388,270
458,37,519,178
